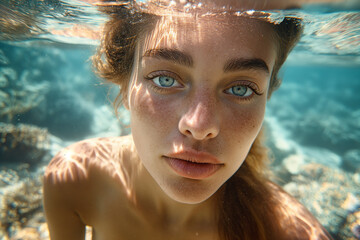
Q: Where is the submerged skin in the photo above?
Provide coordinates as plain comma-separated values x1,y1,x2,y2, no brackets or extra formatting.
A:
128,17,274,204
43,17,331,240
44,137,331,240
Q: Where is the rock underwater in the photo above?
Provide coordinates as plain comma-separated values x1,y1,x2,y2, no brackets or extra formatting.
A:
0,123,50,165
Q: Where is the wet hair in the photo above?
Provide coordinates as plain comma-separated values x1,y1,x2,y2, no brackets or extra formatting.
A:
93,7,302,106
93,6,303,240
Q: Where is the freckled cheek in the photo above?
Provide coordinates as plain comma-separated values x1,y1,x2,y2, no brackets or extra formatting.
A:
130,88,179,130
225,103,266,141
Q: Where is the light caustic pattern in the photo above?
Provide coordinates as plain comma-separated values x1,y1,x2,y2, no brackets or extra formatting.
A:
1,0,359,65
44,136,142,202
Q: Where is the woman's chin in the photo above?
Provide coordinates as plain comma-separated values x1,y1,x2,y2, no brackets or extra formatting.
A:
159,178,221,204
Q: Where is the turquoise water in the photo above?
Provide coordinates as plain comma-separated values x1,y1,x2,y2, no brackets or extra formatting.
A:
0,1,359,239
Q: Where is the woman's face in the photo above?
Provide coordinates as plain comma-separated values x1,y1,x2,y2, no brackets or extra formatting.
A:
128,16,277,204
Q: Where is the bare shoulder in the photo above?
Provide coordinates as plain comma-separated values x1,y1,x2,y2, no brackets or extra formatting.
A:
267,182,334,240
43,135,140,228
44,135,137,185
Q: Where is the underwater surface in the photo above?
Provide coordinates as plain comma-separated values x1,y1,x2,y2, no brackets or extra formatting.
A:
0,0,360,239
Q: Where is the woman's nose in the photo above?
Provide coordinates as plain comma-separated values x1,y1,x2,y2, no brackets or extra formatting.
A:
178,99,220,141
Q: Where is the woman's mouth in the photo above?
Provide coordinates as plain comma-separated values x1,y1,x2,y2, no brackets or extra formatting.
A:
163,151,223,180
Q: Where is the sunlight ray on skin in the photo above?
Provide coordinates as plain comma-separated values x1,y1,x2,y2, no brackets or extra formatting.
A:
144,89,155,113
131,18,183,115
185,102,205,128
46,148,89,184
128,81,139,106
172,142,184,153
90,139,141,202
129,82,156,115
45,137,142,203
129,81,142,99
127,48,140,110
143,16,179,52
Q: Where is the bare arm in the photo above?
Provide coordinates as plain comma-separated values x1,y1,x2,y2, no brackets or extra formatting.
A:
43,150,89,240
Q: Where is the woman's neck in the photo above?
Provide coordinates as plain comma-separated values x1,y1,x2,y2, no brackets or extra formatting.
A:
132,156,219,233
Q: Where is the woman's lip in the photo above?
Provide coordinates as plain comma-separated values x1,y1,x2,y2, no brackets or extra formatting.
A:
165,150,222,164
164,157,222,180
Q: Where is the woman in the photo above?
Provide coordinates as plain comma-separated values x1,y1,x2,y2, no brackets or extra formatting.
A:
43,3,333,240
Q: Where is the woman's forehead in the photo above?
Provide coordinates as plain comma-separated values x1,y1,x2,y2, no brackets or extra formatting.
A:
140,15,277,68
142,15,275,50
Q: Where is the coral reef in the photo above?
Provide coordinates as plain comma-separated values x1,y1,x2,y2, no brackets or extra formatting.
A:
0,40,358,240
344,150,360,172
0,166,43,239
266,65,360,239
0,123,50,165
0,64,49,122
342,193,360,240
0,43,104,140
272,163,360,239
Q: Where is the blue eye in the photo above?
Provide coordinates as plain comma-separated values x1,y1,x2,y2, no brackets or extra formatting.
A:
153,76,176,87
145,71,183,90
228,85,253,97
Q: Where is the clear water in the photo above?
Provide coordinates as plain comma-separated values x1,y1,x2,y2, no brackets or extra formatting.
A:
0,0,359,239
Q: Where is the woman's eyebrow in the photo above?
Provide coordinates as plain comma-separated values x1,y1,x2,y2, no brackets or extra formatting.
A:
143,48,193,67
223,58,270,74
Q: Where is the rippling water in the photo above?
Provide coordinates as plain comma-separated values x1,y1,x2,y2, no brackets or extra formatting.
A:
0,1,359,239
1,0,360,64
